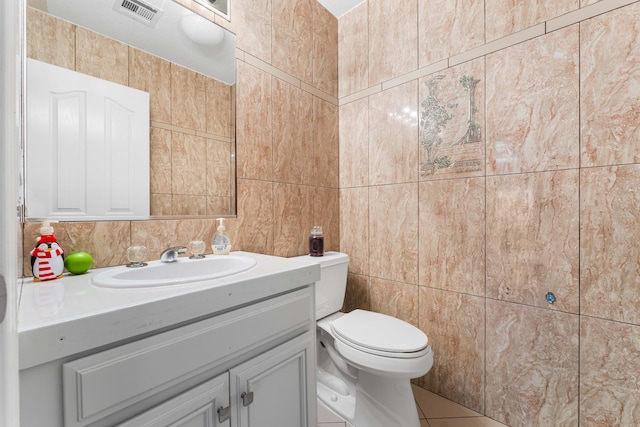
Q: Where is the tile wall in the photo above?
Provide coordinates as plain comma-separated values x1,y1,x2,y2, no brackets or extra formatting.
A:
21,0,340,275
338,0,640,425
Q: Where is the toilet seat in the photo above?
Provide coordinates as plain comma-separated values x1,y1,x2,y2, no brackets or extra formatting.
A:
330,310,428,358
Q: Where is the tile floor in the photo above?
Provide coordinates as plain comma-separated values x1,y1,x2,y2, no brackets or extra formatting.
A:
317,384,508,427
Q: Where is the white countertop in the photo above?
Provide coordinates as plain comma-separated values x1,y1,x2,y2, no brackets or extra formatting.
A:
18,251,320,370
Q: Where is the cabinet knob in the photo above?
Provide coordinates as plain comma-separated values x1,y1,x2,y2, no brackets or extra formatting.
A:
241,391,254,407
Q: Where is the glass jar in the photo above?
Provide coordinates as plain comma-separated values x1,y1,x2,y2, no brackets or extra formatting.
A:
309,226,324,257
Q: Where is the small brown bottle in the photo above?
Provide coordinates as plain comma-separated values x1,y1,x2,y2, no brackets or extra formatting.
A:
309,226,324,257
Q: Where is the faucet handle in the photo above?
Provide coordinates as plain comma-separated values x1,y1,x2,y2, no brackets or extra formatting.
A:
126,245,148,268
189,240,206,259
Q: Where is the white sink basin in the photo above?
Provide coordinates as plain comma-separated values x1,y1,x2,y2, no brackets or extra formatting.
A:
91,255,257,288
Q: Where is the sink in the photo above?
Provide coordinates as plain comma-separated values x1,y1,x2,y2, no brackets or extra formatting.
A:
91,255,257,288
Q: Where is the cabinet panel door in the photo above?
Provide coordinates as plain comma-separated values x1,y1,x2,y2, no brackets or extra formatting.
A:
116,373,229,427
230,332,315,427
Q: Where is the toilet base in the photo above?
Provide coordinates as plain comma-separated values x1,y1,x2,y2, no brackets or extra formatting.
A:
318,369,421,427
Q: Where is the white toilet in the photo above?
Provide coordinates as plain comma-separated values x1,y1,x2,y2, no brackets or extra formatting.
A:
293,252,433,427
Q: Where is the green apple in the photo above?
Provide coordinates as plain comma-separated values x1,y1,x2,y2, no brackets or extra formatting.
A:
65,251,93,275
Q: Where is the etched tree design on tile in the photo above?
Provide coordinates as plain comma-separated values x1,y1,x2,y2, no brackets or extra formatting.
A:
420,75,456,175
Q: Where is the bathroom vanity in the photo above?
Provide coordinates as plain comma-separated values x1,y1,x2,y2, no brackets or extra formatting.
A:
17,252,319,427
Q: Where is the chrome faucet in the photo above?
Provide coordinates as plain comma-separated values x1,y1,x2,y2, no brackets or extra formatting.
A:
160,246,187,263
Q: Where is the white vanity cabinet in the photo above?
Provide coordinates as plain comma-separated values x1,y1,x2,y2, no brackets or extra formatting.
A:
19,254,320,427
116,333,313,427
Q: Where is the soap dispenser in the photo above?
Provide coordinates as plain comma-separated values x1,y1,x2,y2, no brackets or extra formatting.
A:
30,221,65,281
212,218,231,255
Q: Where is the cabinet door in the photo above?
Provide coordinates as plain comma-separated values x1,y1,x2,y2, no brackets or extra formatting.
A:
230,332,315,427
116,374,230,427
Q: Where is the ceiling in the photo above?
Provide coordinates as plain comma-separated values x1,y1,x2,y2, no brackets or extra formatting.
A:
41,0,236,84
317,0,366,18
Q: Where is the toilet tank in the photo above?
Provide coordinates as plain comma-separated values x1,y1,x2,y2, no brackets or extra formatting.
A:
292,252,349,319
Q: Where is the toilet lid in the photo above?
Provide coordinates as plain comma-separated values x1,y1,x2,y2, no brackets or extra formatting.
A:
330,310,428,353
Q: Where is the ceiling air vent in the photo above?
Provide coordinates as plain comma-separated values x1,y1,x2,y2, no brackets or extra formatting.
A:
114,0,164,27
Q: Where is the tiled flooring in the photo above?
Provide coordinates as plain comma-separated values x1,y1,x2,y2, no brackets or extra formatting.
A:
317,384,508,427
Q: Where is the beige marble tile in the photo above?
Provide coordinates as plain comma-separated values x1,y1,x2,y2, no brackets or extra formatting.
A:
486,170,580,313
342,273,370,313
486,25,580,175
131,219,217,259
370,278,419,327
369,81,419,185
419,177,485,296
338,2,369,98
450,24,545,68
416,288,485,414
24,221,131,273
419,58,485,180
26,8,75,70
171,132,207,196
128,48,171,124
580,316,640,426
171,64,206,132
339,188,369,275
313,187,340,253
236,61,273,181
418,0,484,67
339,98,369,188
485,300,579,427
233,0,272,63
581,165,640,325
172,195,207,216
485,0,578,42
273,183,313,257
580,2,640,167
272,0,313,84
313,98,339,188
313,1,338,98
369,183,419,284
234,179,274,254
368,0,418,86
150,194,172,216
207,196,231,216
76,27,129,86
207,140,232,197
205,77,233,138
150,127,172,194
273,79,314,185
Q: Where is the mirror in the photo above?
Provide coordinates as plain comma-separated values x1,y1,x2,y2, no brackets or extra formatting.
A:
24,0,236,220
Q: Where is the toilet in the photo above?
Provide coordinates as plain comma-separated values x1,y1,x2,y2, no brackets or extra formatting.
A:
293,252,433,427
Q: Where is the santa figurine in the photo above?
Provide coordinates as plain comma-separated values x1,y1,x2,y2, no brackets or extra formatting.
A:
30,222,65,282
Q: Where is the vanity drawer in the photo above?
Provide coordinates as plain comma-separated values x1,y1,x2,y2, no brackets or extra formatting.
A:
62,287,313,427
